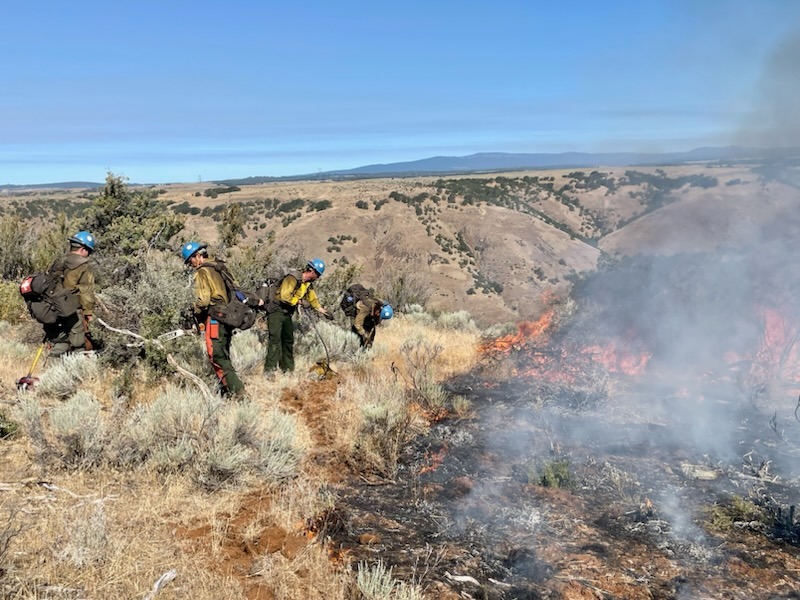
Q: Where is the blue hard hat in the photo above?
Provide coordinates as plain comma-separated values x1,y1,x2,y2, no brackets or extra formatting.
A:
307,258,326,276
380,304,394,320
69,231,96,251
181,241,206,263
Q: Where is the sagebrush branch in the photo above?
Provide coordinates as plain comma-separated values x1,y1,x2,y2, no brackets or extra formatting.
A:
96,318,215,402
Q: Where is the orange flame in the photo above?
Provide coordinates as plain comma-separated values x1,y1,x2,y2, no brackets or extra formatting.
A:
582,342,651,376
481,302,650,380
724,306,800,393
418,445,448,475
480,307,556,354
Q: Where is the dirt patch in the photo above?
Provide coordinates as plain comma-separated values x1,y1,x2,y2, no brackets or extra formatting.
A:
172,378,357,599
279,377,352,482
174,490,311,600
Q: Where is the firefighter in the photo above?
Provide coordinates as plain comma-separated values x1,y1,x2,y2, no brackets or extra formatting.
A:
351,297,394,349
181,241,245,397
46,231,97,357
264,258,334,374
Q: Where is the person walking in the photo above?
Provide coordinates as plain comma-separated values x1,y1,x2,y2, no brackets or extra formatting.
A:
45,231,97,357
264,258,334,374
182,241,245,398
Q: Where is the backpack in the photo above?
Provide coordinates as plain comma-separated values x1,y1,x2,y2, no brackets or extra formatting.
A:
340,284,374,318
255,272,299,314
19,271,81,325
200,261,258,330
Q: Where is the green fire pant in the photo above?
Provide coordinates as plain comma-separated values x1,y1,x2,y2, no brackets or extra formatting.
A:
264,310,295,372
44,312,86,357
204,317,244,396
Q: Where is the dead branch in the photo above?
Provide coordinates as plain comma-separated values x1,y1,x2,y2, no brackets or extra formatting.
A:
96,318,215,402
97,317,150,346
359,474,397,486
444,571,480,586
39,482,80,498
166,354,216,403
142,569,177,600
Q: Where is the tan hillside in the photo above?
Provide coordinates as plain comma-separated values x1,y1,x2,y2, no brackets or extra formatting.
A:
4,163,799,325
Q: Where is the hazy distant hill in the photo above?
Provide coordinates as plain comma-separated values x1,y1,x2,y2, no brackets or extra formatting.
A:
0,181,101,191
218,146,800,186
7,147,799,190
334,146,799,176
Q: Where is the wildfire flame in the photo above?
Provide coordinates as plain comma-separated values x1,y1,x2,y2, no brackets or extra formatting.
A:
418,445,448,475
480,307,555,355
481,295,800,395
481,303,650,380
725,306,800,394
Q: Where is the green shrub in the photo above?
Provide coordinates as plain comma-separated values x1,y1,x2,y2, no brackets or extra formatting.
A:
312,262,363,309
222,237,284,293
295,319,361,364
539,459,573,488
705,494,771,532
121,385,218,470
203,185,240,197
82,173,185,285
231,329,266,373
277,198,305,214
0,215,33,279
374,260,431,310
36,353,99,399
56,504,109,568
0,280,27,324
435,310,478,332
30,212,74,272
399,338,448,412
341,375,422,477
117,385,305,488
308,200,332,212
356,560,424,600
0,411,18,439
49,391,106,469
255,408,306,483
217,203,246,249
99,251,194,372
12,396,48,460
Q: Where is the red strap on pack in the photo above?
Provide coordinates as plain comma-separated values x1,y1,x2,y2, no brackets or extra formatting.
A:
19,276,34,296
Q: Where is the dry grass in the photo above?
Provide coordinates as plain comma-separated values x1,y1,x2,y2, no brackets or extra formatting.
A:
0,310,483,598
250,543,351,600
1,471,246,599
370,313,481,380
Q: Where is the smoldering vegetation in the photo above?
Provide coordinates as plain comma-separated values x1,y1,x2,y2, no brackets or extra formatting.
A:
330,213,800,597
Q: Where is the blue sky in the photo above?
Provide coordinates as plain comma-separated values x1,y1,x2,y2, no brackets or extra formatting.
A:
2,1,799,184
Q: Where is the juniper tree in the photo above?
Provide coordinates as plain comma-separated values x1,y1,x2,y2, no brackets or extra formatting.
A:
81,172,185,284
217,203,246,250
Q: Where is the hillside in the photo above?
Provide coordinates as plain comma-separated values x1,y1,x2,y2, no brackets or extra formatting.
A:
2,162,799,325
2,162,800,598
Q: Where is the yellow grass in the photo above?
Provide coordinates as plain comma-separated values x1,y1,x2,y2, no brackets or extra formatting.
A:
370,314,481,380
0,309,483,598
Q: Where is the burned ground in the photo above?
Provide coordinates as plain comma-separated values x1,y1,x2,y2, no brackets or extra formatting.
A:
331,371,800,599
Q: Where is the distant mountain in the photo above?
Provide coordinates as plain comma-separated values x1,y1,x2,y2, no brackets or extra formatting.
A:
8,147,800,189
218,146,800,186
332,146,800,176
0,181,101,191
